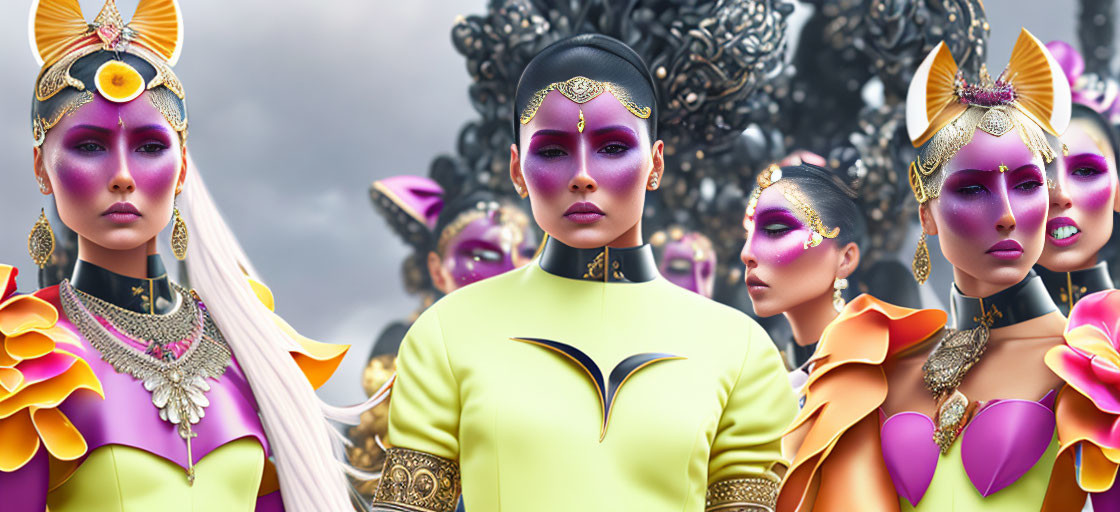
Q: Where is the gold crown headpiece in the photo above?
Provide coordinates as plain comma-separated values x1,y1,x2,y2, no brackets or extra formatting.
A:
29,0,186,145
905,29,1071,204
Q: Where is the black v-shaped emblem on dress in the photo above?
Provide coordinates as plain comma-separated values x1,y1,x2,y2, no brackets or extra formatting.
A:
511,337,685,441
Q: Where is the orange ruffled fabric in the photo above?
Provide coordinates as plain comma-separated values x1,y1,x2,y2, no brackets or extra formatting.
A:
776,294,946,512
1046,289,1120,493
0,265,102,472
247,278,347,390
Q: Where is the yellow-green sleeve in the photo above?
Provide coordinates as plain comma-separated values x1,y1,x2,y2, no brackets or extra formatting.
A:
385,308,461,460
706,320,798,509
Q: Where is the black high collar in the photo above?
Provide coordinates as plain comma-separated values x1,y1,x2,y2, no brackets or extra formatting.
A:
538,236,658,283
70,255,176,315
1034,262,1114,315
949,271,1058,331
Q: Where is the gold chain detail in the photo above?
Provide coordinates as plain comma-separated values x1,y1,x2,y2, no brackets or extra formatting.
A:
373,448,461,512
706,477,779,512
519,76,652,125
909,105,1056,204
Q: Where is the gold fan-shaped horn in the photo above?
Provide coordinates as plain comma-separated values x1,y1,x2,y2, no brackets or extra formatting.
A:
130,0,184,66
906,42,965,147
1005,28,1071,137
28,0,89,67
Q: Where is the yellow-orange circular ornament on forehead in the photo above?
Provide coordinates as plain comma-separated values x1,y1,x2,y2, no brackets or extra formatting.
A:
94,60,145,103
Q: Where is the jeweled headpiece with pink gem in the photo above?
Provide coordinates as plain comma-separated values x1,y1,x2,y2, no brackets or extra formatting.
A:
29,0,187,146
955,66,1017,107
905,29,1072,204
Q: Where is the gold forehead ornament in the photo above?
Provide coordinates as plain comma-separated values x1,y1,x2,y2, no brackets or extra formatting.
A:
519,76,651,126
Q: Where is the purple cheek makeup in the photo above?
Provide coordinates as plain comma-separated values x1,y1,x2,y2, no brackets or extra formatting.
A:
746,209,812,267
48,94,180,204
443,217,520,286
1063,154,1114,211
520,91,649,202
937,163,1047,255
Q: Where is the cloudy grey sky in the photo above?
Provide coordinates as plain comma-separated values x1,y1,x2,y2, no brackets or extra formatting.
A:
0,1,1095,403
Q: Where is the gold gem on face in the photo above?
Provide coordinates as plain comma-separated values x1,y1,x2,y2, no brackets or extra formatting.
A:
578,108,585,133
998,163,1008,173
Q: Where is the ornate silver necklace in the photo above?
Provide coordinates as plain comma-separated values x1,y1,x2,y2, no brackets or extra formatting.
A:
59,280,231,484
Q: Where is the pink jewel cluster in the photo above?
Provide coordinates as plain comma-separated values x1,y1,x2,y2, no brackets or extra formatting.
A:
957,78,1017,107
96,24,122,48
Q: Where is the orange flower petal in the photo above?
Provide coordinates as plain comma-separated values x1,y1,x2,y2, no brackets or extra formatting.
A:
0,410,41,471
5,331,55,360
31,407,86,461
0,367,24,393
1080,445,1120,492
0,355,101,418
0,295,58,336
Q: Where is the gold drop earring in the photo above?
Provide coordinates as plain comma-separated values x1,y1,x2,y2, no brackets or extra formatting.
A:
912,232,931,284
28,208,55,268
171,198,189,261
832,277,848,313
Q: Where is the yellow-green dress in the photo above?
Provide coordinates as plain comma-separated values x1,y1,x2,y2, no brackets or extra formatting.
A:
374,237,797,512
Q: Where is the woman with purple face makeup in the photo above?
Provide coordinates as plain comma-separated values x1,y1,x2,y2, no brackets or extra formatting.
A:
778,30,1094,511
1,2,375,510
1029,41,1120,511
371,34,795,512
649,226,717,298
1034,41,1120,314
738,163,864,398
350,180,536,498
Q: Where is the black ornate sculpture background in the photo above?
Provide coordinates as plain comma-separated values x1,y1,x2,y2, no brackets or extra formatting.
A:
434,0,989,313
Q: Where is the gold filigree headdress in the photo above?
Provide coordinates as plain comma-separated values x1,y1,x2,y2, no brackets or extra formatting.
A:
519,76,652,127
745,165,840,250
906,29,1071,204
30,0,187,145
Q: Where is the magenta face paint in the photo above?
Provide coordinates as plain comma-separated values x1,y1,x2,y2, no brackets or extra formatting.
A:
40,92,183,252
441,210,535,288
933,129,1048,288
48,95,179,201
746,206,813,267
740,184,841,317
1039,117,1119,271
659,232,716,298
518,90,652,248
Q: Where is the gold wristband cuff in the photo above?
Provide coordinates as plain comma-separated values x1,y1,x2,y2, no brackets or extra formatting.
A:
372,447,461,512
705,476,779,512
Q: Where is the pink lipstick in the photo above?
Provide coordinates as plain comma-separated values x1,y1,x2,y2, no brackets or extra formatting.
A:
102,202,141,224
1046,217,1081,248
986,239,1024,260
746,274,769,295
563,201,605,224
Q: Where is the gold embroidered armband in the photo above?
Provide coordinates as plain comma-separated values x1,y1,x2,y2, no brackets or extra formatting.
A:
706,477,780,512
372,447,461,512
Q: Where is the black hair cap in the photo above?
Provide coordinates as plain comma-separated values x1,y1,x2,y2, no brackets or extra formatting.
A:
512,34,658,145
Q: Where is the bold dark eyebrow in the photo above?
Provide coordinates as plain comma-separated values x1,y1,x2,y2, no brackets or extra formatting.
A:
131,124,173,134
70,124,113,135
590,125,638,138
1067,152,1109,163
529,129,575,141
